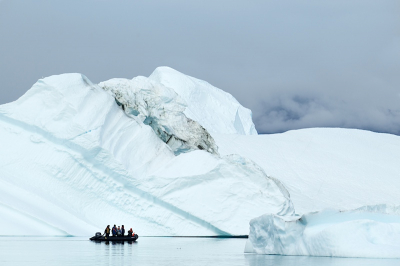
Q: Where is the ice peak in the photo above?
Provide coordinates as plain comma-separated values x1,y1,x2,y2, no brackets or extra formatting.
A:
151,66,184,77
97,66,258,155
149,67,258,136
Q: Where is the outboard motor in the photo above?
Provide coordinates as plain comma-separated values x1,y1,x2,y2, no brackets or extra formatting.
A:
95,232,102,238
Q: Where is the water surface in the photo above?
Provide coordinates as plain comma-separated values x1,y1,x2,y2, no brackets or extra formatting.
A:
0,237,398,265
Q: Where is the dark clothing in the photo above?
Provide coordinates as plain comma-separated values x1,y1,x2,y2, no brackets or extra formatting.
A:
127,231,132,237
121,228,125,236
112,227,117,236
104,227,111,238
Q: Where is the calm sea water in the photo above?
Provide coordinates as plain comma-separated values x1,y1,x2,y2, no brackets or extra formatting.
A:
0,237,399,266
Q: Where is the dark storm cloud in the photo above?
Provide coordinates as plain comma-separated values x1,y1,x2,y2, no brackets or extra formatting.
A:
0,0,399,135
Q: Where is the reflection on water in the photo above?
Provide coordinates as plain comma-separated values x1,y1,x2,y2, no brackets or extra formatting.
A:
245,254,400,266
0,237,398,266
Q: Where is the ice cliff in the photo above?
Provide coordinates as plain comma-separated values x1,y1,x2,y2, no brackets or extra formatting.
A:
0,68,291,236
246,205,400,258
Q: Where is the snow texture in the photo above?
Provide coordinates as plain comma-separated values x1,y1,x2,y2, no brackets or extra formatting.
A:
216,129,400,257
214,129,400,214
0,70,291,236
246,205,400,258
149,67,257,137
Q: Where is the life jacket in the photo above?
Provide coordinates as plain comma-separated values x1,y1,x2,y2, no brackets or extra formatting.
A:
105,227,110,234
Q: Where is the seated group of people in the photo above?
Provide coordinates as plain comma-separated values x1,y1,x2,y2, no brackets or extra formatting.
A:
103,225,135,237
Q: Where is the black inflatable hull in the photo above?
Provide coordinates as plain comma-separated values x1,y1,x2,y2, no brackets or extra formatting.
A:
90,235,139,242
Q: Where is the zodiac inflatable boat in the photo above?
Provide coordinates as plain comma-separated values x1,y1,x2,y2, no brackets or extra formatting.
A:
90,232,139,242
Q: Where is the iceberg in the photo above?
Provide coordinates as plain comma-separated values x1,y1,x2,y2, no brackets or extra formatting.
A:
216,129,400,258
2,64,399,256
0,69,292,236
246,205,400,258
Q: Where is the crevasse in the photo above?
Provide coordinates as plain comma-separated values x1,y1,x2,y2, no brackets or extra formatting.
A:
99,76,218,155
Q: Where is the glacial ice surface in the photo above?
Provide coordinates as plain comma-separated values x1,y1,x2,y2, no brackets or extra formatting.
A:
149,67,257,137
214,129,400,214
0,70,291,236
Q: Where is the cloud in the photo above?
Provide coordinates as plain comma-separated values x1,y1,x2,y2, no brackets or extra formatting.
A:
0,0,399,136
253,93,400,135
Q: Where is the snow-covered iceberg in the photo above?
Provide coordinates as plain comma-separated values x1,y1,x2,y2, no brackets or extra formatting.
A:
246,205,400,258
221,129,400,259
0,69,292,236
2,65,399,255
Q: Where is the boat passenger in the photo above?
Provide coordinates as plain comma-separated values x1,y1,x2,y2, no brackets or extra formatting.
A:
127,228,133,237
112,225,117,236
117,226,122,236
104,225,110,239
121,225,125,236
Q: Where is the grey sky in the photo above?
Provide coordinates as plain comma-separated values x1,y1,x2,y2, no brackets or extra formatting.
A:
1,0,399,134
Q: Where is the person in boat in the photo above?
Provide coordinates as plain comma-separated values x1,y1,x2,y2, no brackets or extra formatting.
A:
117,226,122,236
127,228,133,237
103,225,110,239
112,225,117,236
121,225,125,236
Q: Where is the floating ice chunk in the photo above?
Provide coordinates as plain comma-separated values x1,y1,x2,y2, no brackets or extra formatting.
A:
247,205,400,258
